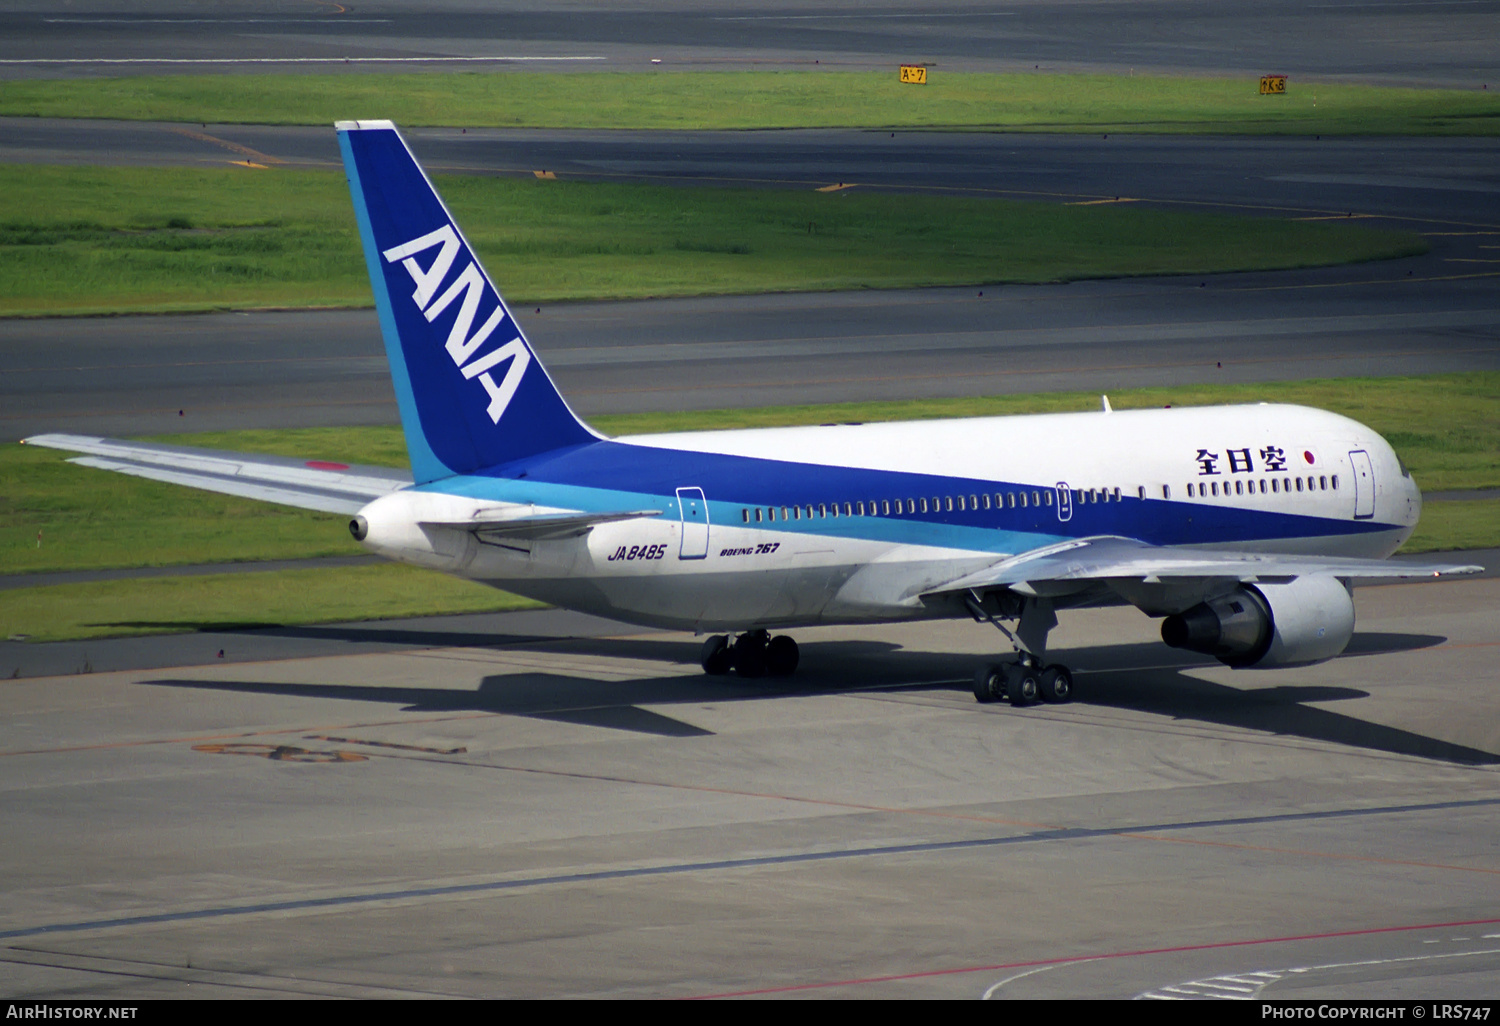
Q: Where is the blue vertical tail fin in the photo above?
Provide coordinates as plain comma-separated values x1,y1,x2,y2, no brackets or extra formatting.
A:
337,120,597,484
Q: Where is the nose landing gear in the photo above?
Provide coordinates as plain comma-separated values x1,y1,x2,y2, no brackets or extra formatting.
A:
701,631,799,677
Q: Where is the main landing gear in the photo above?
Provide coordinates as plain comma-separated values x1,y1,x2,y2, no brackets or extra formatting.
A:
701,630,799,678
972,659,1073,706
964,591,1076,708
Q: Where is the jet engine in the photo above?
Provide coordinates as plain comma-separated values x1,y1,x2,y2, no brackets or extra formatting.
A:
1160,576,1355,668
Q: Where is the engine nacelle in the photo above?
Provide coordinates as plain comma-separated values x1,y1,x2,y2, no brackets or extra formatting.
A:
1161,576,1355,668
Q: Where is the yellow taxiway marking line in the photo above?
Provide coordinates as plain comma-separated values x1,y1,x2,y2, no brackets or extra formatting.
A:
1067,197,1138,206
815,182,856,192
169,126,284,166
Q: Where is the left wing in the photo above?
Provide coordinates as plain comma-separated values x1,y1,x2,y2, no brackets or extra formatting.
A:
927,535,1483,598
22,433,412,515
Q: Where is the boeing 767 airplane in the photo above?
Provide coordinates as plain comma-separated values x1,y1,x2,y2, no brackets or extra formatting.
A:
24,121,1482,705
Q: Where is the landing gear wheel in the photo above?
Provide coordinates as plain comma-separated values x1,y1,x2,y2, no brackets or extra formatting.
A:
731,631,769,678
700,634,731,676
1038,665,1074,704
1005,663,1040,706
973,664,1004,704
765,635,799,676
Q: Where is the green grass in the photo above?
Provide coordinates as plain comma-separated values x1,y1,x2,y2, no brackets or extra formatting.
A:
0,563,542,644
1404,500,1500,555
0,166,362,316
3,373,1493,641
0,165,1428,317
1,72,1496,135
1,441,364,576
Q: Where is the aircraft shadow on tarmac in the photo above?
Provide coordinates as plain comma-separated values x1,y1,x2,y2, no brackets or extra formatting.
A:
138,629,1498,765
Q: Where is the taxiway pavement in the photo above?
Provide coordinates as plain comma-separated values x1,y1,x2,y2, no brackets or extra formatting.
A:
2,0,1495,86
2,579,1497,997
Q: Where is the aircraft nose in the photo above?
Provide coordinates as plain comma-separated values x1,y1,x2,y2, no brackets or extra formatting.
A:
1404,470,1423,524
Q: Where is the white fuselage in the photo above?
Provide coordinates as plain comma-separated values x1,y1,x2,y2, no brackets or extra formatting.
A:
355,404,1420,632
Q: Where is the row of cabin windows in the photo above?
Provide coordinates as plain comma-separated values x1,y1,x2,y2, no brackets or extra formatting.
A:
1185,474,1337,499
734,476,1340,524
740,490,1054,523
735,486,1148,524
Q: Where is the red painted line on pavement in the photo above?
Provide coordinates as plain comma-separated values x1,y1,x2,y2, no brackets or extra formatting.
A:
688,916,1500,998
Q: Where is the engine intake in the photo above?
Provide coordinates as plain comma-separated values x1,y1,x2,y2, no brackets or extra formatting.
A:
1162,576,1355,668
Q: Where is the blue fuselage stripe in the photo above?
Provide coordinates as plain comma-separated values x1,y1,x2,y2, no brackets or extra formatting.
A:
416,438,1395,551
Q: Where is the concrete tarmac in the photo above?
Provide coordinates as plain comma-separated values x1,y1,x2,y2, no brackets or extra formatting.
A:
1,578,1496,997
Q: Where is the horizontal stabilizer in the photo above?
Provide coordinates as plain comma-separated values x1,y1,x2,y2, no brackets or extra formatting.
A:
927,535,1484,596
23,434,411,515
421,508,662,541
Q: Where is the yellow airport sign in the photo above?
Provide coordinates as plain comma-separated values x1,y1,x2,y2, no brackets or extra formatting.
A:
1260,74,1287,95
900,65,928,85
